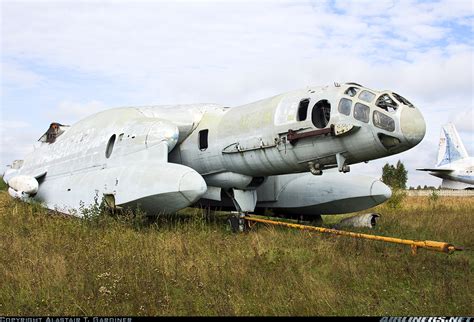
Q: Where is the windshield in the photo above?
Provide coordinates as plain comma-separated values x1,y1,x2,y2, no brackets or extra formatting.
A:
392,92,414,107
376,94,398,112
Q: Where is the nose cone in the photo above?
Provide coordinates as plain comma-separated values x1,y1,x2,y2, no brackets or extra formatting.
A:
179,171,207,203
370,180,392,204
400,106,426,147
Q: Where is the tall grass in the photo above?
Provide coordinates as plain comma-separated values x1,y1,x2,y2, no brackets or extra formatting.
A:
0,191,472,316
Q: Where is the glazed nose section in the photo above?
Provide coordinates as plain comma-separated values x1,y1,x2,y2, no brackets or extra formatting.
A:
400,106,426,147
370,179,392,204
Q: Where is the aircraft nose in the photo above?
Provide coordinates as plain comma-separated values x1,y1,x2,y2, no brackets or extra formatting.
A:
400,106,426,147
370,179,392,204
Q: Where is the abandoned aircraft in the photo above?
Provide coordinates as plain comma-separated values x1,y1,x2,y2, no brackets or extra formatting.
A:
417,123,474,189
3,82,425,219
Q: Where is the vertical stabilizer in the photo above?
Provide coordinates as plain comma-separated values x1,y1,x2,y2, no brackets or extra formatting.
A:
436,123,468,167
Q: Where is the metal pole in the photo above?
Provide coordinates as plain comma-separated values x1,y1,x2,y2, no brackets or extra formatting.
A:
244,216,463,254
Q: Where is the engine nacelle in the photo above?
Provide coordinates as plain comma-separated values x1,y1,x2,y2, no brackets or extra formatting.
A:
8,175,39,195
334,213,380,228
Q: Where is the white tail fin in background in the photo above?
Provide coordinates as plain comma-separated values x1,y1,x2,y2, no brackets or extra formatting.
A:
436,123,469,167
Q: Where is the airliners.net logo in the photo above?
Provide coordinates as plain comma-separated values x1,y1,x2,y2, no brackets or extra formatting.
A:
380,318,471,322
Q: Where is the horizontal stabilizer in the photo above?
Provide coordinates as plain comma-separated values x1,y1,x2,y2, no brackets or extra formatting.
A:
416,168,453,172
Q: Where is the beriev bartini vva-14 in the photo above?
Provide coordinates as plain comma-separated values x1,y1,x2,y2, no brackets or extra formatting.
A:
3,82,425,221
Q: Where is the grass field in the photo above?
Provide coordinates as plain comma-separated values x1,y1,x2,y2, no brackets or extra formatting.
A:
0,190,472,316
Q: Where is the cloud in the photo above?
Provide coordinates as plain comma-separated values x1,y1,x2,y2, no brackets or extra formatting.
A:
0,0,472,186
1,62,44,89
52,100,108,124
0,120,37,166
451,108,474,132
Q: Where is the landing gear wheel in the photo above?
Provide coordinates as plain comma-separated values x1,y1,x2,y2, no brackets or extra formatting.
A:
227,211,250,233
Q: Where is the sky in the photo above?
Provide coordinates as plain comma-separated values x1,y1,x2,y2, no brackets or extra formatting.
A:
1,0,473,188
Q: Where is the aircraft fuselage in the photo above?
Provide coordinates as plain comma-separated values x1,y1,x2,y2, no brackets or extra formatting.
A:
4,83,426,215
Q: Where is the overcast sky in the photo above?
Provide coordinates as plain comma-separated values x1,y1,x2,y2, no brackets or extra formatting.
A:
1,0,473,187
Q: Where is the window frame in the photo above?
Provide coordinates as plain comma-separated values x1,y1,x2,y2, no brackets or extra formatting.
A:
354,102,370,123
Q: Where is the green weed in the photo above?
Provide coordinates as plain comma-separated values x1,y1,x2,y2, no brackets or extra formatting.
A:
0,192,472,316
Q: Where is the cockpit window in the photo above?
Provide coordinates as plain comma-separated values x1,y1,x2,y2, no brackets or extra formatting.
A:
376,94,398,112
338,98,352,116
344,87,359,97
359,90,376,103
354,103,370,123
373,110,395,132
392,92,414,107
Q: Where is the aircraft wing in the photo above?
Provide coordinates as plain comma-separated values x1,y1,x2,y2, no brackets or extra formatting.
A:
416,168,453,172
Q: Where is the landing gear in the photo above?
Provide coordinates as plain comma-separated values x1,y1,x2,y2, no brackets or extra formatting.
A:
225,188,257,233
336,153,350,173
227,211,250,233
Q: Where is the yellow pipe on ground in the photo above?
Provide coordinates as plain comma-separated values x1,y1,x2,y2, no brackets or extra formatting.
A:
244,216,463,254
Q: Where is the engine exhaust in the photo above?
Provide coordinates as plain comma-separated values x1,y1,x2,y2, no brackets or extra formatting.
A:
334,213,380,229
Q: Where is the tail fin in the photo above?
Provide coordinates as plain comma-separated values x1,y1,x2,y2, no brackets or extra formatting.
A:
436,123,468,167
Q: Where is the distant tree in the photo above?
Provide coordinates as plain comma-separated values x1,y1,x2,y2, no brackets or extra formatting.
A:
382,160,408,189
416,185,421,190
382,163,396,188
394,160,408,189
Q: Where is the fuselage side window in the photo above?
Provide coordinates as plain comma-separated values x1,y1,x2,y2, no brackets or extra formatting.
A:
199,129,209,150
297,99,310,121
354,103,370,123
359,90,376,103
373,110,395,132
105,134,116,158
338,98,352,116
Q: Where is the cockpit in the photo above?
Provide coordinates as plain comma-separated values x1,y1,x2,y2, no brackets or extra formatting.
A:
276,82,425,154
338,83,416,131
334,83,424,150
38,122,70,144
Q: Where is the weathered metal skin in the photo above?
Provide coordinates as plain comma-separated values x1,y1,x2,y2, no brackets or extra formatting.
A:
4,83,425,216
171,84,425,177
7,105,209,215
